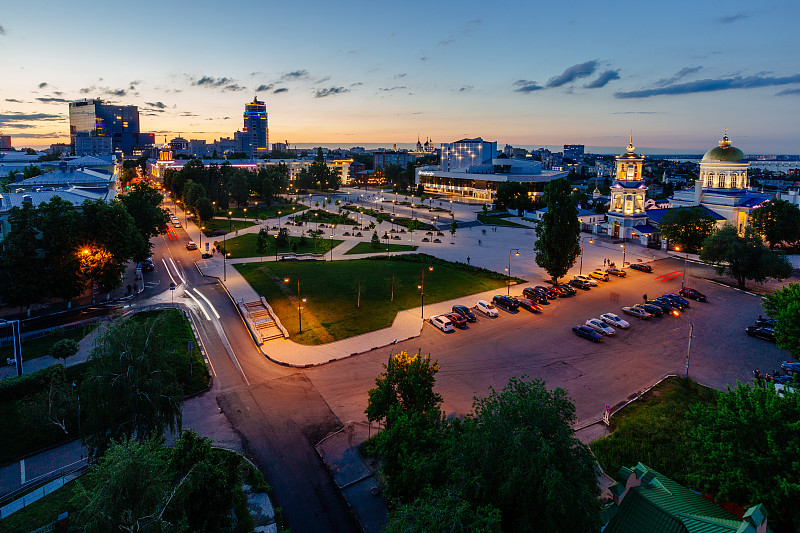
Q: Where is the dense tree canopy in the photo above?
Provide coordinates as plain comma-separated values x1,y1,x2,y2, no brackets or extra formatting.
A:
700,225,792,288
366,350,442,423
749,198,800,250
119,181,170,241
533,178,581,282
658,207,717,253
763,282,800,359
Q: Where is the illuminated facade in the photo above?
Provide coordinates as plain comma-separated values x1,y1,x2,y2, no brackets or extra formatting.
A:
68,99,140,155
698,131,748,189
606,135,649,239
243,97,268,158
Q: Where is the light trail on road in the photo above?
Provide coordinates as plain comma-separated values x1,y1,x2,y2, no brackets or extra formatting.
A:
161,258,179,286
193,288,221,319
185,289,212,320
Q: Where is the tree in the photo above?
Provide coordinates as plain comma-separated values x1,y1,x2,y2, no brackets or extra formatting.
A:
449,377,601,533
387,487,502,533
276,227,290,247
658,207,717,253
120,167,137,187
119,181,170,241
365,350,442,423
763,282,800,358
228,170,250,207
256,228,270,260
371,231,382,249
450,219,457,241
51,338,79,366
749,199,800,250
0,202,46,310
182,179,205,211
80,314,183,458
687,383,800,532
195,196,214,223
495,182,529,210
17,366,77,437
37,196,85,303
700,225,792,289
533,178,581,283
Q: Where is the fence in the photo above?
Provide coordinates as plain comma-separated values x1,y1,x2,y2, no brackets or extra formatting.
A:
0,316,109,348
0,458,89,519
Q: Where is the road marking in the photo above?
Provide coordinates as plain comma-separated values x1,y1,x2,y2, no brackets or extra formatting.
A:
187,311,216,378
169,258,186,285
185,290,212,320
162,258,178,286
193,288,221,319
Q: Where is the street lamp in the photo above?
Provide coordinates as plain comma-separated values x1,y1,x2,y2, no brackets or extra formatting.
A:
673,311,694,378
508,249,520,295
199,226,205,253
224,252,230,281
621,240,626,268
675,245,689,289
243,208,247,224
284,277,305,333
274,234,278,262
0,319,22,376
418,266,433,318
579,237,594,276
228,211,233,232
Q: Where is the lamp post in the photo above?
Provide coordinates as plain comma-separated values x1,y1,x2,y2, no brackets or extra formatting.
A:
224,252,230,281
199,226,205,252
274,234,278,262
621,239,626,268
675,245,689,289
278,210,282,227
0,319,22,376
673,311,694,378
243,208,247,224
579,237,594,276
507,248,520,295
418,266,433,318
284,277,305,333
228,211,233,232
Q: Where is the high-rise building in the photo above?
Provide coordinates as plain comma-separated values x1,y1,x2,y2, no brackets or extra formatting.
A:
563,144,585,162
242,97,268,158
0,134,12,150
68,99,141,155
440,138,496,172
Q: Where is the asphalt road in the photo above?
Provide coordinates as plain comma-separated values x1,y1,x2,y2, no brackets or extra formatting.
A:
151,225,360,533
305,258,791,427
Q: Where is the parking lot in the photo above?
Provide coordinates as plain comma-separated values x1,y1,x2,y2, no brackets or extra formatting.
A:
306,257,792,428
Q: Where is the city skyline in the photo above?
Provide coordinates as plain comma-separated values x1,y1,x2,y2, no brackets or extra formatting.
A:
1,0,799,153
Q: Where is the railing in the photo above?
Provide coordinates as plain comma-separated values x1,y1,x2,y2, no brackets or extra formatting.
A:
0,316,108,348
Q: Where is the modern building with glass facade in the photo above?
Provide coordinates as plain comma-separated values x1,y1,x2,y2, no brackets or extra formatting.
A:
69,99,141,155
243,97,268,158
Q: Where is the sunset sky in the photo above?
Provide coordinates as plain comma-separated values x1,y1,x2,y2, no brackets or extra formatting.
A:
1,0,799,153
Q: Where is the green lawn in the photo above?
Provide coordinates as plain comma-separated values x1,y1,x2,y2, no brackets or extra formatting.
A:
214,233,344,259
590,377,718,486
216,203,307,220
0,324,95,365
295,209,358,225
201,218,256,236
0,475,92,532
343,206,437,231
344,242,419,255
236,254,518,345
477,213,529,227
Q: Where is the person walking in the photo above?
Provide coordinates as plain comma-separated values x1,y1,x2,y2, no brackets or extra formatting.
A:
467,256,471,265
643,293,647,302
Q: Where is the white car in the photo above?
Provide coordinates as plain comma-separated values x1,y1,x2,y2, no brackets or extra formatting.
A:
585,318,616,336
429,315,454,332
622,306,651,320
573,274,598,287
600,313,630,329
475,300,499,317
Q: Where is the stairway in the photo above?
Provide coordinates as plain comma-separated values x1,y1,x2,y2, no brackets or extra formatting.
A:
242,300,285,342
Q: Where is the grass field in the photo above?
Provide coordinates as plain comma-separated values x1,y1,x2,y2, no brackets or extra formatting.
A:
295,209,358,225
477,213,530,227
590,377,718,486
0,325,95,365
216,203,307,220
344,242,419,255
215,233,344,259
201,218,256,236
236,254,518,345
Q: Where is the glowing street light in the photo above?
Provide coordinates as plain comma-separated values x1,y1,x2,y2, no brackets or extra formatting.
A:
418,265,434,318
508,249,520,295
284,277,305,333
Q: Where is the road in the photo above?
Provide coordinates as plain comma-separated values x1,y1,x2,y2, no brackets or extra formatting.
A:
151,222,360,533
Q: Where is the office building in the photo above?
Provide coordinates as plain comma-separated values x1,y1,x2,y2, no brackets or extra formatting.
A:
69,99,143,156
373,150,416,169
0,134,11,150
243,97,268,158
563,144,585,162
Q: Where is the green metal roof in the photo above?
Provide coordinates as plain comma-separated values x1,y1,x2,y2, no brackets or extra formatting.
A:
702,145,745,162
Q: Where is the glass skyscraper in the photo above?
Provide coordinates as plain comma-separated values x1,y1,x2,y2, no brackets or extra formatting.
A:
69,99,140,155
242,97,268,158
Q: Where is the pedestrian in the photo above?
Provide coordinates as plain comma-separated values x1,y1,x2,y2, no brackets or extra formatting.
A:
603,258,607,266
478,239,482,246
753,368,763,387
467,256,471,265
643,293,647,302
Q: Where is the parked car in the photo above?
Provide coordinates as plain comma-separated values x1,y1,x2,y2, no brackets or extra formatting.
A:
663,293,691,307
570,278,592,290
629,263,652,273
201,253,213,259
573,274,598,287
572,325,603,342
745,326,776,342
492,295,519,311
781,361,800,374
142,258,155,272
622,306,651,319
173,221,182,228
635,303,663,317
756,316,777,328
444,312,467,329
517,298,542,312
534,286,558,299
606,267,627,277
547,285,567,297
586,318,616,336
679,287,707,302
557,284,576,296
452,305,477,322
523,287,550,304
186,241,198,250
590,270,610,282
476,300,499,317
600,313,630,329
656,297,684,311
429,315,454,332
646,300,674,314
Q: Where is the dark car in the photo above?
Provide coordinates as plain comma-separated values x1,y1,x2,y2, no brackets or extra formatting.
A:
636,303,663,317
570,278,592,290
781,361,800,374
547,285,567,297
663,293,691,307
746,326,776,342
141,258,155,272
606,267,627,277
492,295,519,311
517,298,542,312
679,287,707,302
523,287,550,304
572,325,603,342
629,263,653,273
444,312,467,329
534,286,558,300
451,304,477,323
756,316,777,328
646,300,674,314
656,297,684,311
558,284,576,296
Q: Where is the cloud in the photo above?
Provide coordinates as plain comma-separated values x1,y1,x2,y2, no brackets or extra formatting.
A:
438,37,454,46
191,76,245,92
456,85,474,92
38,82,48,89
379,86,407,92
180,112,198,117
36,97,71,103
5,98,23,103
615,73,800,98
350,82,364,87
584,69,620,89
145,101,167,109
8,132,66,139
612,111,658,115
717,13,748,24
0,112,63,129
420,56,430,61
105,88,127,97
776,88,800,96
314,87,348,98
255,84,274,92
0,26,5,36
273,87,288,94
394,73,407,79
280,70,309,81
315,75,331,84
513,79,543,93
655,66,702,86
464,18,481,35
79,86,94,94
546,60,598,88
